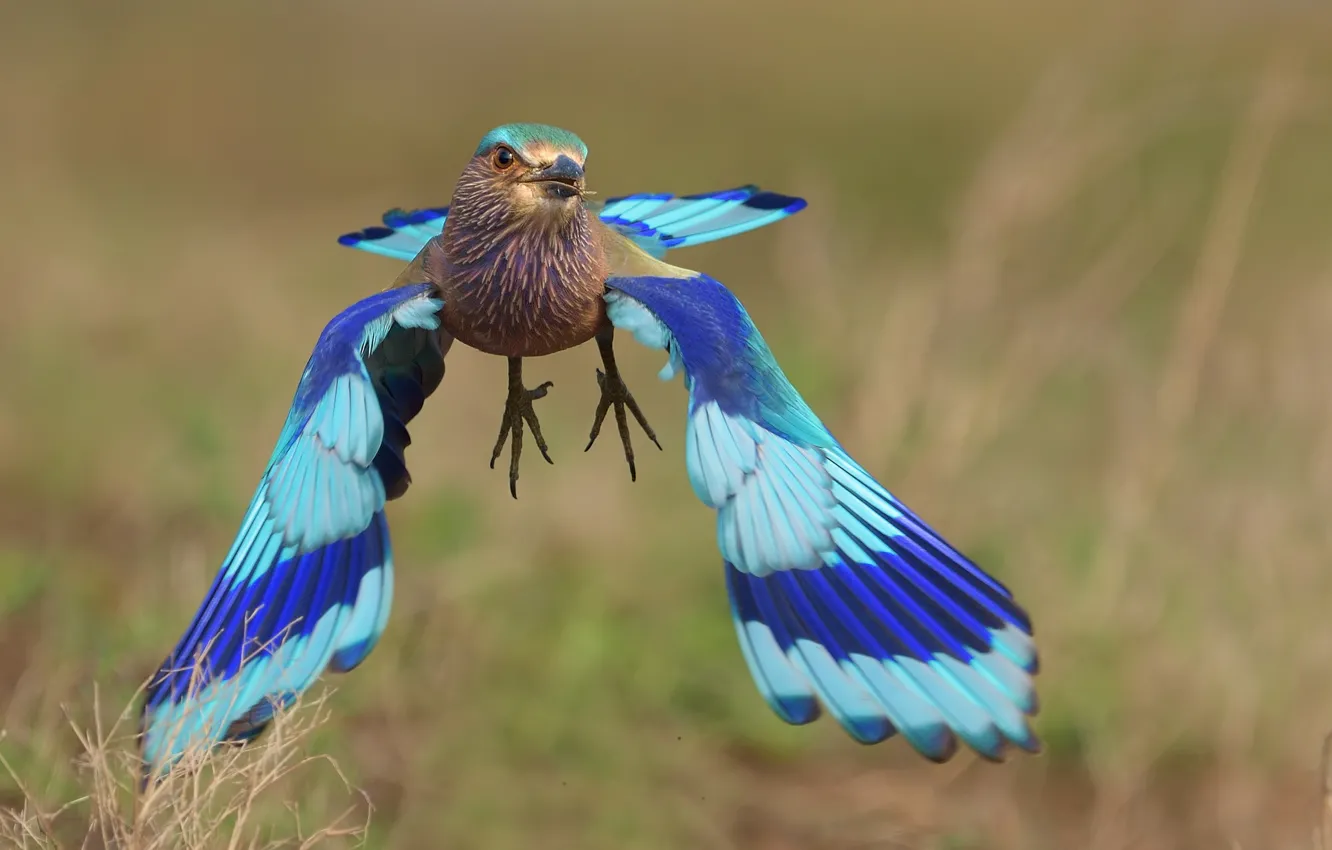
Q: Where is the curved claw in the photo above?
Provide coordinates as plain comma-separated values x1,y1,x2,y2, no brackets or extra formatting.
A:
585,366,661,482
490,360,554,498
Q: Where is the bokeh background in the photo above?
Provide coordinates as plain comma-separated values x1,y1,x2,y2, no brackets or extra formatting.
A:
4,1,1332,848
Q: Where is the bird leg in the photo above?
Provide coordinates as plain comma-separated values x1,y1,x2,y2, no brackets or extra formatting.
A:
585,327,661,481
489,357,554,499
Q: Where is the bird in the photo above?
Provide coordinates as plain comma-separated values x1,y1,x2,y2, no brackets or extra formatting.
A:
337,123,811,498
137,123,1040,783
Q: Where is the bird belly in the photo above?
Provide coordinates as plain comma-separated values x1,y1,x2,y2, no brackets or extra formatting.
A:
439,294,606,359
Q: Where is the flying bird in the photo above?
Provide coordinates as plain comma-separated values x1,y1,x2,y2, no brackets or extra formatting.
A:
339,124,813,498
138,123,1040,783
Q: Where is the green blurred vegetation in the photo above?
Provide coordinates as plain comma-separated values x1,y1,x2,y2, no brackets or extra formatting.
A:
4,1,1332,847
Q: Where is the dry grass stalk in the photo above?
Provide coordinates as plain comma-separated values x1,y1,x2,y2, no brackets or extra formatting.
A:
0,663,369,850
1091,51,1306,623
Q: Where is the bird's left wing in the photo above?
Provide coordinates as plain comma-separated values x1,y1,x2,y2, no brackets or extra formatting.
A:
138,282,446,783
592,185,807,258
336,185,806,262
602,246,1041,762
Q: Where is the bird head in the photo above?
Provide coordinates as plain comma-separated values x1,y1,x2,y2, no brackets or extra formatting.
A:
453,123,590,231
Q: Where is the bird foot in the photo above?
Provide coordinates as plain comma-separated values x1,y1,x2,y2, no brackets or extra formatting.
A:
585,366,661,481
490,373,554,499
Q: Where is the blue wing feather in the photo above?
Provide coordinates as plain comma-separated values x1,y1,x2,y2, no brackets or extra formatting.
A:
598,186,808,257
335,186,806,262
337,207,450,262
605,272,1040,762
139,283,444,783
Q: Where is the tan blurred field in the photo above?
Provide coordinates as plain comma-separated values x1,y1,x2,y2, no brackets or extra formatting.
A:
4,1,1332,847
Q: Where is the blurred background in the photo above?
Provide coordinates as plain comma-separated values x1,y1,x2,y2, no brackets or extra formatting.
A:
4,1,1332,847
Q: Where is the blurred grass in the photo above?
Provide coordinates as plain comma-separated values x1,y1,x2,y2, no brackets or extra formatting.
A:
4,0,1332,847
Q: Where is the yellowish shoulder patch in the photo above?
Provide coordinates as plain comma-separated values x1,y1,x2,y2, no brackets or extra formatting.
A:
598,223,697,280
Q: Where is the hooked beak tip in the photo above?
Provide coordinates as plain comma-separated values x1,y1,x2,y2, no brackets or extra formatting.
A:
522,154,585,194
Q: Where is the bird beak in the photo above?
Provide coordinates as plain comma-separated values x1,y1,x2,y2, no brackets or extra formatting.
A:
520,154,585,199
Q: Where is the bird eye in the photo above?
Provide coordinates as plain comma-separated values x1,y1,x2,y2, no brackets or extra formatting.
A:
492,146,515,171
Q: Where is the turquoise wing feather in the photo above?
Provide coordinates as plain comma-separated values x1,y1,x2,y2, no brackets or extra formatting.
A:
336,186,806,262
138,283,446,783
594,186,807,258
337,208,451,262
603,267,1041,762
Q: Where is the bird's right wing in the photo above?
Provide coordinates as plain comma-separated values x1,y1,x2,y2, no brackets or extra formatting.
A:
337,207,452,262
335,185,806,262
138,282,448,783
601,238,1040,763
